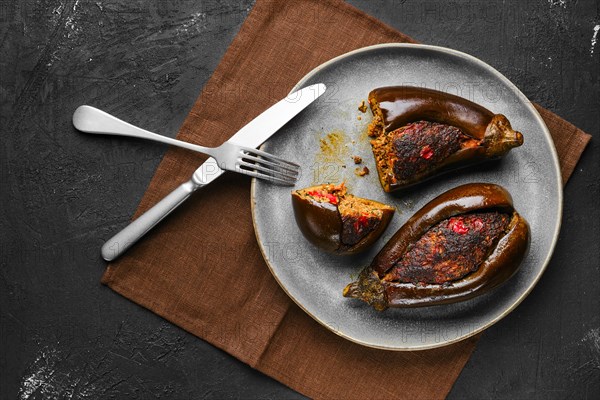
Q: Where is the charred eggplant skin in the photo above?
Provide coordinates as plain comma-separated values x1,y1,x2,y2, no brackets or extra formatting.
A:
369,87,524,192
343,183,530,310
291,189,394,255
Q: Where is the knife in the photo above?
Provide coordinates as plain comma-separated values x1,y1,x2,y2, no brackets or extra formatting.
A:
101,83,326,261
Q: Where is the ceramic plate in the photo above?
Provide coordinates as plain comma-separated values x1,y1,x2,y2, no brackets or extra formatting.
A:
251,44,562,350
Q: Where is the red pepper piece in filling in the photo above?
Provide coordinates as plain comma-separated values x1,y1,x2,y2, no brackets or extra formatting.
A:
325,193,338,205
307,190,338,205
448,217,469,234
342,213,379,247
353,215,370,233
420,145,434,160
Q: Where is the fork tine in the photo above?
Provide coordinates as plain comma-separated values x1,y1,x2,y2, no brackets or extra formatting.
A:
236,167,296,185
237,161,299,182
240,147,300,169
240,153,300,175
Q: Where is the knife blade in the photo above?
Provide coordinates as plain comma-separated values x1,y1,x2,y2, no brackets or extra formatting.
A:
101,83,326,261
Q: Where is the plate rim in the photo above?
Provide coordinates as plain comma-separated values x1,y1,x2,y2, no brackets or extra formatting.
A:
250,43,564,351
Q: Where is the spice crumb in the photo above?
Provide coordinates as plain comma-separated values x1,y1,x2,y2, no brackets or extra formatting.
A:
354,166,369,176
357,116,362,120
352,155,362,164
358,100,368,113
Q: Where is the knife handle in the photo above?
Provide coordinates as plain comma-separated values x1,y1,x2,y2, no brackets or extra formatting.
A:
101,179,202,261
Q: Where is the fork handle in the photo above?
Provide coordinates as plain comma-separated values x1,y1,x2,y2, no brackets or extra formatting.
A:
101,179,202,261
73,105,213,156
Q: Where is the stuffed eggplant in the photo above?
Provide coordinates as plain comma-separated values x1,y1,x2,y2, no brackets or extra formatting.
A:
292,183,394,255
367,86,524,192
343,183,529,310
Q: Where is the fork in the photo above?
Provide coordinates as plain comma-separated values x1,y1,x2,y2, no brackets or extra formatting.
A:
72,105,300,185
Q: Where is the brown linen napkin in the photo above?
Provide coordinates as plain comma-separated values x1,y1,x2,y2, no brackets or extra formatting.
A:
101,0,591,398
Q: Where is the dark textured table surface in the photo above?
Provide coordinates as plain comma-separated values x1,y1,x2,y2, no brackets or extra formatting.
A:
1,1,599,398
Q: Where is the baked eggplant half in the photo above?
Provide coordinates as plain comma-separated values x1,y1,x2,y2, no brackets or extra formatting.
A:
368,86,524,192
292,183,394,255
343,183,529,310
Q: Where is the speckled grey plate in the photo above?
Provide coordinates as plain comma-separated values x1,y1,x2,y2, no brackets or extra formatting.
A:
251,44,562,351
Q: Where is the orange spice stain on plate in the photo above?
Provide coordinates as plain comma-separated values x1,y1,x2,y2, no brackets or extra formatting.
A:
311,130,351,184
316,130,351,167
310,101,374,185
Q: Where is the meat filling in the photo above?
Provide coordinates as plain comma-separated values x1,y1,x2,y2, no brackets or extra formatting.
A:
294,183,346,205
372,120,480,186
384,212,511,284
339,196,385,247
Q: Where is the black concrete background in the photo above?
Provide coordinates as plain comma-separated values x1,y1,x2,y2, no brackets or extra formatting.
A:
1,0,599,398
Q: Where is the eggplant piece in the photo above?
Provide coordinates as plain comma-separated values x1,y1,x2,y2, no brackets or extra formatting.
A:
343,183,530,310
292,183,394,255
368,86,524,192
